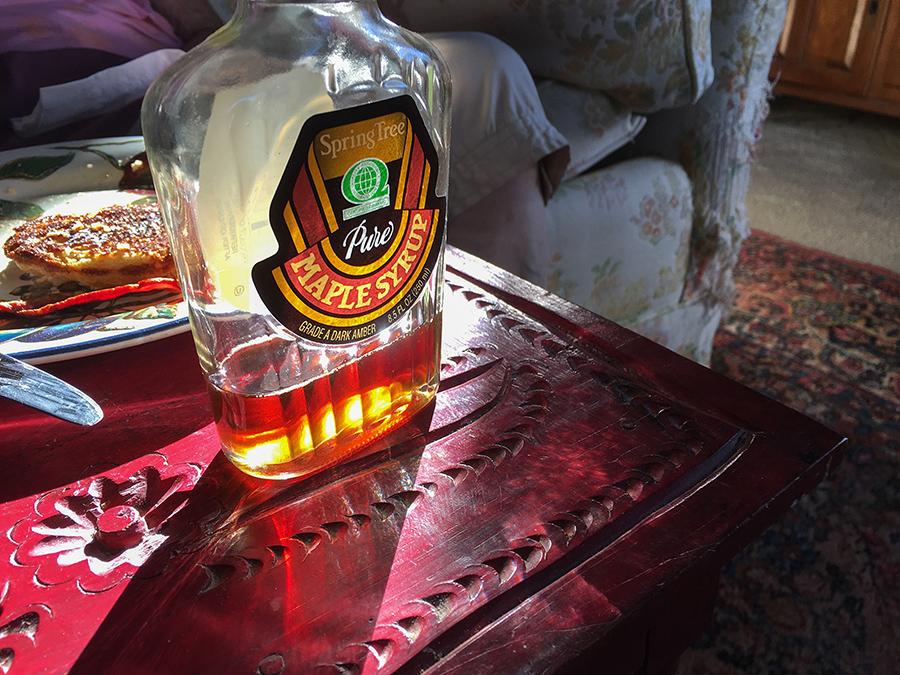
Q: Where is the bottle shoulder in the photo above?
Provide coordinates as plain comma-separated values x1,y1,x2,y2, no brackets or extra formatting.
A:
147,15,448,109
142,7,450,169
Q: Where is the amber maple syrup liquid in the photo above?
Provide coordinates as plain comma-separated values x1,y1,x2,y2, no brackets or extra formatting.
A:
206,316,440,480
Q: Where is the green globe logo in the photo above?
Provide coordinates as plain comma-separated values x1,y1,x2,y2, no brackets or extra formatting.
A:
348,160,383,201
343,158,389,203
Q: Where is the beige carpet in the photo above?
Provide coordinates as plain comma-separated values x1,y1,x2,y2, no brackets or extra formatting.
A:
747,97,900,274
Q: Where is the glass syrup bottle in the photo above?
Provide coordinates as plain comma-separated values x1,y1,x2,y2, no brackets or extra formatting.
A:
141,0,450,480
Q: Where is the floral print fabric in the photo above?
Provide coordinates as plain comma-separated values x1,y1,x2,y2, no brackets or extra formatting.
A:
545,157,722,364
379,0,714,113
378,0,787,365
536,80,646,182
631,0,790,316
546,159,699,338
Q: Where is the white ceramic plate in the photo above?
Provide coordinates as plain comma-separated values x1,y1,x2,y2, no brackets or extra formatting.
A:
0,137,188,364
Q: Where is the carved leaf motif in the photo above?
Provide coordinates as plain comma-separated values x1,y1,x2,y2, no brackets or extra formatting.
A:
0,582,43,675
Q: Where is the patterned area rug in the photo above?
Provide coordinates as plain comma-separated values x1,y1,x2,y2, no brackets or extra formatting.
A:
679,231,900,675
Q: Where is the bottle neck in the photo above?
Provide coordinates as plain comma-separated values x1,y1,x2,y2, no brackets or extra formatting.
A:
241,0,377,4
233,0,382,25
236,0,380,17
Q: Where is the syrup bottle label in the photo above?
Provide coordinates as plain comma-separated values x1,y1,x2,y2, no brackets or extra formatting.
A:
253,96,445,345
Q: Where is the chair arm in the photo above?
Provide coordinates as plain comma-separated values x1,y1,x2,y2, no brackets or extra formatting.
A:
632,0,788,310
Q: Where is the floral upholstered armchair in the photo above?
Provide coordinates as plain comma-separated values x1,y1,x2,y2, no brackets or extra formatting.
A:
380,0,788,365
1,0,787,366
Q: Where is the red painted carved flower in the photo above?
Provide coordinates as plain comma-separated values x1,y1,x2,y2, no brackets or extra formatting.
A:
10,455,204,593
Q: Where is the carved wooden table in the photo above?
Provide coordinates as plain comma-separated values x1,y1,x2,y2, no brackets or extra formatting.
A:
0,248,844,675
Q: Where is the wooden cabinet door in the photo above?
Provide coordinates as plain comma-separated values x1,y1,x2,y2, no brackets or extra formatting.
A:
868,0,900,103
773,0,886,97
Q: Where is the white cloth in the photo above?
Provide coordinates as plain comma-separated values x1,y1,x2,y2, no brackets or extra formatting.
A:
536,80,646,182
427,32,570,218
10,49,184,137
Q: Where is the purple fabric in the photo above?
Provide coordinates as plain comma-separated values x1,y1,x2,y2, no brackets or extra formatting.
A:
1,0,181,59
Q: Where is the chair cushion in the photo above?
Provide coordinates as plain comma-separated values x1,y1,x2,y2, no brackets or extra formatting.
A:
379,0,714,113
536,80,646,182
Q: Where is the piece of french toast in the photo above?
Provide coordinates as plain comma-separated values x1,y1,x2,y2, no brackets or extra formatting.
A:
3,201,176,288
